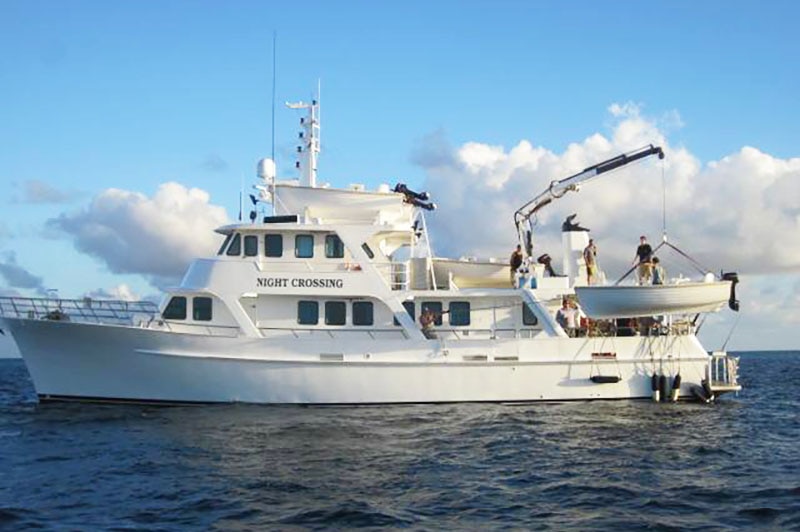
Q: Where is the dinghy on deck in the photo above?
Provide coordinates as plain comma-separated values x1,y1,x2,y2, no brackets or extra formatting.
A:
575,280,732,319
431,257,509,288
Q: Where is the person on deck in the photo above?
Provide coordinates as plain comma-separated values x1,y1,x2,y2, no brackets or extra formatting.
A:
652,256,666,285
583,239,598,285
509,244,524,286
633,235,653,285
419,308,438,339
555,299,578,337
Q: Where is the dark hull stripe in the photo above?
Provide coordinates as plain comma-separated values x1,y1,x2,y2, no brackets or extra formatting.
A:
38,393,675,407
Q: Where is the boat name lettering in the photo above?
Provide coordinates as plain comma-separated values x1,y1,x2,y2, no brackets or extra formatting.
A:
257,277,343,289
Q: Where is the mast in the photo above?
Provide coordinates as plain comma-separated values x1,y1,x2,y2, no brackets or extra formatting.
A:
286,86,321,188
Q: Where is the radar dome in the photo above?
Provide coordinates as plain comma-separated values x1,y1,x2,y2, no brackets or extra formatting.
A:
257,158,276,181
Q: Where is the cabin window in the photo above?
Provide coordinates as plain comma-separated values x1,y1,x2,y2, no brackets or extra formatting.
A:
264,234,283,257
352,301,374,326
394,301,415,326
325,235,345,258
297,301,319,325
295,234,314,258
449,301,471,326
361,243,375,259
217,234,233,255
193,297,213,321
226,233,242,256
325,301,346,326
421,302,443,326
163,296,187,320
243,235,258,257
522,303,539,326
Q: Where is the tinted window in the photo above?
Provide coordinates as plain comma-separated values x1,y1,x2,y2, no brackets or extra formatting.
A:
264,234,283,257
297,301,318,325
421,302,443,326
449,301,471,326
325,235,345,258
523,303,539,326
163,296,187,320
217,234,233,255
352,301,374,326
295,234,314,258
226,233,242,256
394,301,415,326
325,301,346,326
193,297,212,321
361,243,375,259
243,235,258,256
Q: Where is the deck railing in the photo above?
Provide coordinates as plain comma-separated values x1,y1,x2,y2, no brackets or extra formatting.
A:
0,296,160,326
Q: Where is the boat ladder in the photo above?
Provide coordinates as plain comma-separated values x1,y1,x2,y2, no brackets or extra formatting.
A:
707,351,742,394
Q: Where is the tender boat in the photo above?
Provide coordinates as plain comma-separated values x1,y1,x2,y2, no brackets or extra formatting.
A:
0,95,742,404
575,280,733,319
431,257,509,289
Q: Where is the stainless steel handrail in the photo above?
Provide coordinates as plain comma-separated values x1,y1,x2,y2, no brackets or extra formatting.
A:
0,296,160,326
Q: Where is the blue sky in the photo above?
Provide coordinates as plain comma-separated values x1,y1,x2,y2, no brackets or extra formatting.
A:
1,0,799,351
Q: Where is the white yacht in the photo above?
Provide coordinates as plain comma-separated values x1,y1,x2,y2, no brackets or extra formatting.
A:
0,97,742,404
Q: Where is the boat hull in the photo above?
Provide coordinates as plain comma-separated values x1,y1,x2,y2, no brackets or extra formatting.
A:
575,281,732,319
4,317,712,404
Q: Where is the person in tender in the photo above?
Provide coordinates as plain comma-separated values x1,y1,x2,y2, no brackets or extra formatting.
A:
651,256,666,285
583,238,598,285
632,235,653,285
509,244,524,286
555,299,578,337
419,308,438,339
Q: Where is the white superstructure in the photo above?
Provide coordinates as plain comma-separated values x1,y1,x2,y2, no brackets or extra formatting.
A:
0,96,742,404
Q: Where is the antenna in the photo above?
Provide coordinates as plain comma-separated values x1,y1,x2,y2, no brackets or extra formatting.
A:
271,31,277,163
661,157,667,241
239,176,244,222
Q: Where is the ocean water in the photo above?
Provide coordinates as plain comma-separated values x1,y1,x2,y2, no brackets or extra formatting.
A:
1,352,798,531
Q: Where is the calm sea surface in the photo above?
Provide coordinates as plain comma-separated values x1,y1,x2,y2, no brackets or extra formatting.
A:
1,352,799,530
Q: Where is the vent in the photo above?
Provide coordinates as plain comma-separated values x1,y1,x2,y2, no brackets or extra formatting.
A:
494,356,519,362
319,353,344,362
462,355,488,362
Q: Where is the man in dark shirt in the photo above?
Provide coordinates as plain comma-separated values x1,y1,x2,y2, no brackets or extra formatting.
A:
510,245,524,286
633,235,653,285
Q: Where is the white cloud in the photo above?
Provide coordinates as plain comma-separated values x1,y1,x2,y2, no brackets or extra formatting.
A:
84,283,139,302
417,106,800,278
608,101,642,118
48,182,230,288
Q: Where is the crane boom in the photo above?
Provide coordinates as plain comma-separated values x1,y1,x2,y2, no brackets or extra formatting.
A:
514,144,664,255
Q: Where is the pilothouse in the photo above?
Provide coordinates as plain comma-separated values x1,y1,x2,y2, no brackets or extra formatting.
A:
0,94,742,404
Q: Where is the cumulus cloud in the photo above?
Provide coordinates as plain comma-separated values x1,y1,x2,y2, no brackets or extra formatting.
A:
84,283,140,302
0,252,45,293
417,104,800,277
15,179,79,204
47,182,230,288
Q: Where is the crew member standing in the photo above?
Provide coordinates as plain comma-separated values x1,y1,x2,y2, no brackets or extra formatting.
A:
509,244,524,286
633,235,653,285
583,239,598,285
